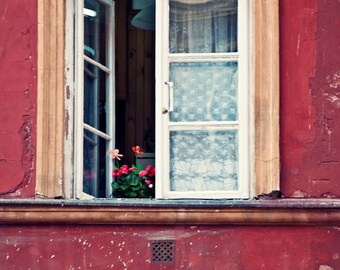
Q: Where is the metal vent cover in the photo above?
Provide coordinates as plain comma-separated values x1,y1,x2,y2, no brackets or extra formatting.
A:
151,240,175,264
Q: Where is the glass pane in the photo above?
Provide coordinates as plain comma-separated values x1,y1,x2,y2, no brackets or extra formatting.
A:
169,0,237,53
84,0,110,66
84,61,108,133
170,130,238,191
169,62,238,122
83,130,109,197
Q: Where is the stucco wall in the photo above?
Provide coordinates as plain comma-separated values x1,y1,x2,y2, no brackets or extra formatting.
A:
0,0,339,200
0,0,37,198
0,0,339,269
0,0,339,198
280,0,340,198
0,225,338,269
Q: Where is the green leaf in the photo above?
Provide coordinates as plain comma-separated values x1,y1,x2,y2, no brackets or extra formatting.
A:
126,191,137,198
131,177,139,186
121,184,129,190
112,182,120,189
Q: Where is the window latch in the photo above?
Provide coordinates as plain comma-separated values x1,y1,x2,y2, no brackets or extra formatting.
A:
164,81,174,113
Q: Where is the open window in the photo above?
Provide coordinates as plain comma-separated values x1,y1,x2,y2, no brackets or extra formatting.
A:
75,0,251,199
37,0,279,200
74,0,250,199
74,0,115,199
156,0,250,198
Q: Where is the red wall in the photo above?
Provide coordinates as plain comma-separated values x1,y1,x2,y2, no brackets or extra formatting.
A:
0,0,338,199
0,0,339,269
280,0,340,197
0,225,339,270
0,0,37,198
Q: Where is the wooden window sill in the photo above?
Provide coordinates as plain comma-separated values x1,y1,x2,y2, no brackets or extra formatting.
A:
0,199,339,225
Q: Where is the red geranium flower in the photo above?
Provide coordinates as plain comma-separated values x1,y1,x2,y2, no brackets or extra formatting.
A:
112,169,119,177
138,170,148,177
132,146,144,156
120,165,129,175
146,165,156,177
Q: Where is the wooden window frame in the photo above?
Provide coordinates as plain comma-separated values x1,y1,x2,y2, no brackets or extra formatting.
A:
73,0,115,199
36,0,279,199
36,0,65,198
156,0,250,199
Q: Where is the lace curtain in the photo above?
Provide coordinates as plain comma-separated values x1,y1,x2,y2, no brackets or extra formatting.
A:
168,0,239,192
169,0,238,54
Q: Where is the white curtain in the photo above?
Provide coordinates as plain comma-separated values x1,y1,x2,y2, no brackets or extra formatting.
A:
169,0,238,53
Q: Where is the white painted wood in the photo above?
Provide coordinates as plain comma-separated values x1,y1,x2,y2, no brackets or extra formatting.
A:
74,0,85,199
168,53,239,62
155,0,171,199
156,0,250,199
74,0,114,199
169,123,239,134
84,55,111,74
248,0,255,198
236,0,250,198
163,190,249,199
64,0,76,199
105,2,115,198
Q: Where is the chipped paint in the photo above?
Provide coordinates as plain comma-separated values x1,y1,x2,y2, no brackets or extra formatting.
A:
0,0,37,197
319,265,334,270
0,226,338,269
296,33,301,56
327,71,340,89
281,0,340,197
0,115,35,196
0,0,338,269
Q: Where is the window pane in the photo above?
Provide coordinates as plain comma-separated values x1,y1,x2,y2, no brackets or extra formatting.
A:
83,130,109,197
169,62,238,122
170,130,238,191
169,0,238,53
84,0,110,66
84,61,108,133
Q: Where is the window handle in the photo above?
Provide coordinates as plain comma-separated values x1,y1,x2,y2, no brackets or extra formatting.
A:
165,81,174,112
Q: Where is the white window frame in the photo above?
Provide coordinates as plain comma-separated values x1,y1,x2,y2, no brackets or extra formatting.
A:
73,0,115,199
39,0,277,200
155,0,251,199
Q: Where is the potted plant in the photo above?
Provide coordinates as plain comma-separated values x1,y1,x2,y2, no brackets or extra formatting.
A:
110,146,155,198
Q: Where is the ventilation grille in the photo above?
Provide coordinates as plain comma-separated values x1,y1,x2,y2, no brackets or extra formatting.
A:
151,240,174,263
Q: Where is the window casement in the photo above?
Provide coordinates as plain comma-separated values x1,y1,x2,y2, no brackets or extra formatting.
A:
156,0,250,198
74,0,115,199
36,0,279,200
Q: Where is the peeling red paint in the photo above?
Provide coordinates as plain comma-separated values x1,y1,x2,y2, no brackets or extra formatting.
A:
280,0,340,197
0,225,338,269
0,0,37,197
0,1,338,269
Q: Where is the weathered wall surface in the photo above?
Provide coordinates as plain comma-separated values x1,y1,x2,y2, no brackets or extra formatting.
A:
0,225,339,270
280,0,340,197
0,0,338,198
0,0,37,198
0,0,339,270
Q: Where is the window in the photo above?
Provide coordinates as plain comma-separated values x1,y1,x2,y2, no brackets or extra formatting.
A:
156,0,250,198
37,0,279,200
74,0,115,199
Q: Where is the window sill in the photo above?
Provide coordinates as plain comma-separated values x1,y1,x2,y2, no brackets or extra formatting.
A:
0,199,339,225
